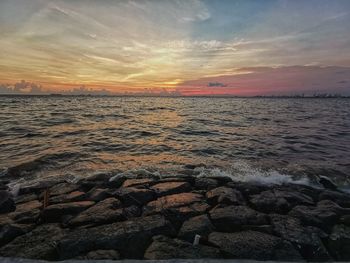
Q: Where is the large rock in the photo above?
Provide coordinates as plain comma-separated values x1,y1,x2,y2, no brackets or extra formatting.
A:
162,202,210,225
250,189,314,214
48,182,79,196
144,192,203,215
328,224,350,261
209,205,268,232
7,200,42,224
68,198,123,226
19,179,62,195
178,214,214,242
41,201,95,222
0,223,34,246
85,188,112,201
49,191,86,204
270,214,331,261
206,186,245,205
76,249,120,260
144,235,221,259
122,178,155,188
289,200,341,231
0,190,15,214
0,224,66,260
194,178,219,190
151,181,191,197
115,187,155,206
208,231,301,260
58,214,176,259
14,193,38,204
319,190,350,208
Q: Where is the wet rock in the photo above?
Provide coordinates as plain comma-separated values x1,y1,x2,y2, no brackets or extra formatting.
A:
228,182,270,196
14,193,38,204
209,205,268,232
0,224,66,260
206,186,245,205
250,189,314,214
208,231,302,261
115,187,155,206
49,182,79,196
144,192,203,215
0,223,34,246
19,179,62,195
58,214,176,259
77,249,120,260
151,181,191,197
107,175,126,188
289,200,341,231
340,215,350,225
41,201,95,222
194,178,219,190
270,214,331,261
122,205,142,219
328,224,350,261
122,178,155,188
144,235,221,259
0,190,15,214
9,200,42,224
178,214,214,242
319,190,350,208
86,188,112,201
164,202,210,223
50,191,86,204
319,176,338,191
68,198,123,226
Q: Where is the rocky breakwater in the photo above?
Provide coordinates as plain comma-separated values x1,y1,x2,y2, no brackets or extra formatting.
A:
0,174,350,261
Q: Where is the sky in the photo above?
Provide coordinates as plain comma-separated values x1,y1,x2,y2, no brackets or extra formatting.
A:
0,0,350,96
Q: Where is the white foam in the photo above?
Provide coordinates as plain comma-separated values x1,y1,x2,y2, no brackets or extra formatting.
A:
196,161,311,186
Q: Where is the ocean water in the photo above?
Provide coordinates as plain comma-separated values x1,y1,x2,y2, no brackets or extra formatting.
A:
0,96,349,187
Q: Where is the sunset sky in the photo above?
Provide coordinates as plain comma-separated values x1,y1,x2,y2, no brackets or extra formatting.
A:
0,0,350,95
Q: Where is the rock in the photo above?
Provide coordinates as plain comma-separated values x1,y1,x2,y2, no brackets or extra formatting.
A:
115,187,155,206
0,223,34,246
194,178,219,190
206,186,245,205
151,181,191,197
208,231,301,260
86,188,112,201
77,249,120,260
289,200,341,231
328,224,350,261
50,191,86,204
209,205,268,232
319,190,350,208
144,235,221,259
228,181,270,196
340,215,350,225
250,189,314,214
0,224,66,260
122,205,141,219
58,214,176,259
270,214,331,261
107,175,126,188
49,182,79,196
15,193,38,204
19,179,62,195
122,178,155,188
41,201,95,222
319,176,338,190
68,198,123,226
178,214,214,242
0,190,15,214
9,200,42,224
164,202,210,223
144,192,203,215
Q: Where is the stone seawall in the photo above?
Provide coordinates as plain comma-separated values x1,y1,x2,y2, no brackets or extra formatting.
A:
0,174,350,261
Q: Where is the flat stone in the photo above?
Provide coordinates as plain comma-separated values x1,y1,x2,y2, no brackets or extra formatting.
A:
122,178,155,188
49,182,79,196
270,214,331,261
0,224,66,260
68,198,123,226
58,214,176,259
9,200,42,224
206,186,245,205
228,182,270,196
209,205,268,232
144,235,221,259
0,190,15,214
178,214,214,242
86,188,112,201
14,193,38,204
329,224,350,261
115,187,155,206
340,215,350,225
319,190,350,208
76,250,120,260
0,223,35,246
49,191,86,204
163,202,210,222
41,201,95,222
144,193,203,214
151,181,191,197
19,179,62,195
194,178,219,190
208,231,301,261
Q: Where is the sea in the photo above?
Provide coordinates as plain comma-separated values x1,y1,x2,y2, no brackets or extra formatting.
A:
0,96,349,188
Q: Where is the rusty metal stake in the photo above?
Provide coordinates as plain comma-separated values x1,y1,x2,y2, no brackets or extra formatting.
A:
43,188,50,208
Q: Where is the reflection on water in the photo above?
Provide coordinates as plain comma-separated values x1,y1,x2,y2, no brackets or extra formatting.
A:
0,96,349,185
